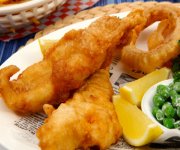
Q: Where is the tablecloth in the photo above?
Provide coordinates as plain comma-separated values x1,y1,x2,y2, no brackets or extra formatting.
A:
0,0,179,65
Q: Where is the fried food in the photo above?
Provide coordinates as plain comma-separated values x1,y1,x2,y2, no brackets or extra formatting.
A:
120,5,180,73
0,0,22,4
147,5,180,51
147,20,169,50
113,9,146,51
0,0,10,4
37,69,122,150
0,14,144,114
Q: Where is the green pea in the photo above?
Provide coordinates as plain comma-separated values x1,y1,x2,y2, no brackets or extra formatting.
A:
169,89,177,99
172,82,180,92
153,93,165,108
169,83,174,90
171,95,180,107
156,109,164,122
152,106,159,117
174,120,180,129
173,71,180,82
157,85,166,93
162,102,176,118
163,118,175,129
157,85,170,98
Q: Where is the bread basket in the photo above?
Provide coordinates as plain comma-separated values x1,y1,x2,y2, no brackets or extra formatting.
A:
0,0,67,33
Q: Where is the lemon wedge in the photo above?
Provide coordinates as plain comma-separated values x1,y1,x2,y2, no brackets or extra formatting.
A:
113,95,163,147
38,39,58,57
119,67,170,107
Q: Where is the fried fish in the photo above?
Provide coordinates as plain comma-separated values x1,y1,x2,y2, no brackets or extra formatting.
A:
0,14,144,114
37,69,122,150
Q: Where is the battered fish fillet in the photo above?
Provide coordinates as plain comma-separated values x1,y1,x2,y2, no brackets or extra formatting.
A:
0,14,144,114
37,69,122,150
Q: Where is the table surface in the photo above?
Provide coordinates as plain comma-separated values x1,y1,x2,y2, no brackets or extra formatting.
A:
0,0,179,65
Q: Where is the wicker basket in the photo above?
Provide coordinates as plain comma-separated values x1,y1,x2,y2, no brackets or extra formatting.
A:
0,0,67,33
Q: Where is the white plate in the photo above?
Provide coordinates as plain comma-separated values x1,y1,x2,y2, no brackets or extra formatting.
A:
0,12,159,150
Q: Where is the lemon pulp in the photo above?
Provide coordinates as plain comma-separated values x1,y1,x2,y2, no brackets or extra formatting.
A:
113,95,163,147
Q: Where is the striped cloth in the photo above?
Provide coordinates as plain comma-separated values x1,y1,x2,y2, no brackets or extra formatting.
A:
0,0,179,65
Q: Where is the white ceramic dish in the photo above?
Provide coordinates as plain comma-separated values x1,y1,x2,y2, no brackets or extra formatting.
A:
142,79,180,143
0,0,67,33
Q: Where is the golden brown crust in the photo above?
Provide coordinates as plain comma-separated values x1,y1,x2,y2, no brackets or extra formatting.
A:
120,5,180,73
37,69,122,150
0,0,23,4
0,14,144,114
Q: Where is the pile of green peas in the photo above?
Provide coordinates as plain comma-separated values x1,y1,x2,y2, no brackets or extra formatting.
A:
152,82,180,129
152,54,180,129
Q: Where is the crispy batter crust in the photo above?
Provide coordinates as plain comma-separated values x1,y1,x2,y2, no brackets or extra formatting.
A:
0,0,22,4
37,69,122,150
0,14,144,113
120,5,180,73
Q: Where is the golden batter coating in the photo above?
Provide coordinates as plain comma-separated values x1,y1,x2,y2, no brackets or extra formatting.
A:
0,14,144,114
37,69,122,150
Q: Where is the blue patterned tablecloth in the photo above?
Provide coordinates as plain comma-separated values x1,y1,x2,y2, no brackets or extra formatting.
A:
0,0,179,65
